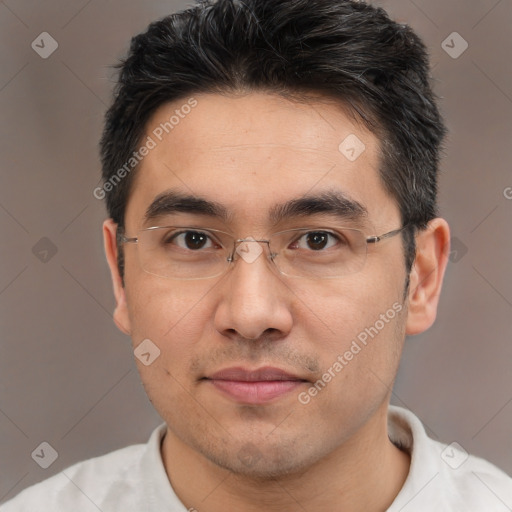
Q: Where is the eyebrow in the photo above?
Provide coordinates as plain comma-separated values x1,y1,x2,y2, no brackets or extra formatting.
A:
268,190,368,226
144,191,232,225
143,189,368,226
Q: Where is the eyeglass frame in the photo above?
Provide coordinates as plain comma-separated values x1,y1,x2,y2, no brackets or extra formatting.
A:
118,223,412,280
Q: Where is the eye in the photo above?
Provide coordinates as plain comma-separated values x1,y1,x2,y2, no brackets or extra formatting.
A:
166,230,218,251
291,231,343,251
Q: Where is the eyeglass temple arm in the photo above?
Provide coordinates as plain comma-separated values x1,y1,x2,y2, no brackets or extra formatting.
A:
117,231,138,244
366,226,408,245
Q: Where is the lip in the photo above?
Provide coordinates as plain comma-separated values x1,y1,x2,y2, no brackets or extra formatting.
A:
208,366,306,382
203,366,308,404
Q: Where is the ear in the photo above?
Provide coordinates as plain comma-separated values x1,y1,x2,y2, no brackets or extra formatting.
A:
103,219,131,335
405,218,450,336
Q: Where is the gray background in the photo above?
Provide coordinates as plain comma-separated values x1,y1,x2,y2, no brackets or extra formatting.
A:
1,0,511,503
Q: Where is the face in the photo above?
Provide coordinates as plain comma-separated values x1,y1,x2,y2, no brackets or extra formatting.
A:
108,91,412,477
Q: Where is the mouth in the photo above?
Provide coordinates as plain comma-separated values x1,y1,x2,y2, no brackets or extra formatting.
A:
202,366,309,405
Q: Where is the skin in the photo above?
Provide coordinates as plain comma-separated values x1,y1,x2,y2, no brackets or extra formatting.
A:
103,91,450,511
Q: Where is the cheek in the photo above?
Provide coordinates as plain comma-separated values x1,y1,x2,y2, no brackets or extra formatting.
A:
294,272,405,398
124,279,218,425
125,276,215,368
291,273,393,346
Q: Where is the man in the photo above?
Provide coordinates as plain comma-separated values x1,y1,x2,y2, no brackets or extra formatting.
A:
3,0,511,510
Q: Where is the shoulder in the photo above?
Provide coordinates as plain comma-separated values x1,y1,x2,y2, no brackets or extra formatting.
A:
0,440,149,511
388,405,512,511
431,436,512,509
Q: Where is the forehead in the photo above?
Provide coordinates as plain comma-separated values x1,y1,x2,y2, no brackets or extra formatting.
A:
124,92,399,231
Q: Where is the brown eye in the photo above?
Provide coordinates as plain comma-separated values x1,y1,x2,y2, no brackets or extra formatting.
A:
306,232,329,250
293,231,340,251
169,231,215,250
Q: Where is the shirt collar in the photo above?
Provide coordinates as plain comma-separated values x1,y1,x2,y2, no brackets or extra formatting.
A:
140,423,189,511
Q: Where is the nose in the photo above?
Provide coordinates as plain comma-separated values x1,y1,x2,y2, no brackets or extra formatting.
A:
213,239,293,341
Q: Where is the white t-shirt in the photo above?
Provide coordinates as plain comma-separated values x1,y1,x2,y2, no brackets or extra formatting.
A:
1,405,511,511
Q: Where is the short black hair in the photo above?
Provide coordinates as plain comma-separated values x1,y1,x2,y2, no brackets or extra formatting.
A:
99,0,447,290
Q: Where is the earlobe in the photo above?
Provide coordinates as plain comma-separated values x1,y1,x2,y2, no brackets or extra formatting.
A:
103,219,131,335
405,218,450,336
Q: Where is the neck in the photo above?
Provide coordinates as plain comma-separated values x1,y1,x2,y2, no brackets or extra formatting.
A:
161,403,410,512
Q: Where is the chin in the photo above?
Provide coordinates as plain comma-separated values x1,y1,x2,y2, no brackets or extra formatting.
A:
199,437,321,480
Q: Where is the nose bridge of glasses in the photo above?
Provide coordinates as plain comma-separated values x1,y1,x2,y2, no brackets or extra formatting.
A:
231,237,273,265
